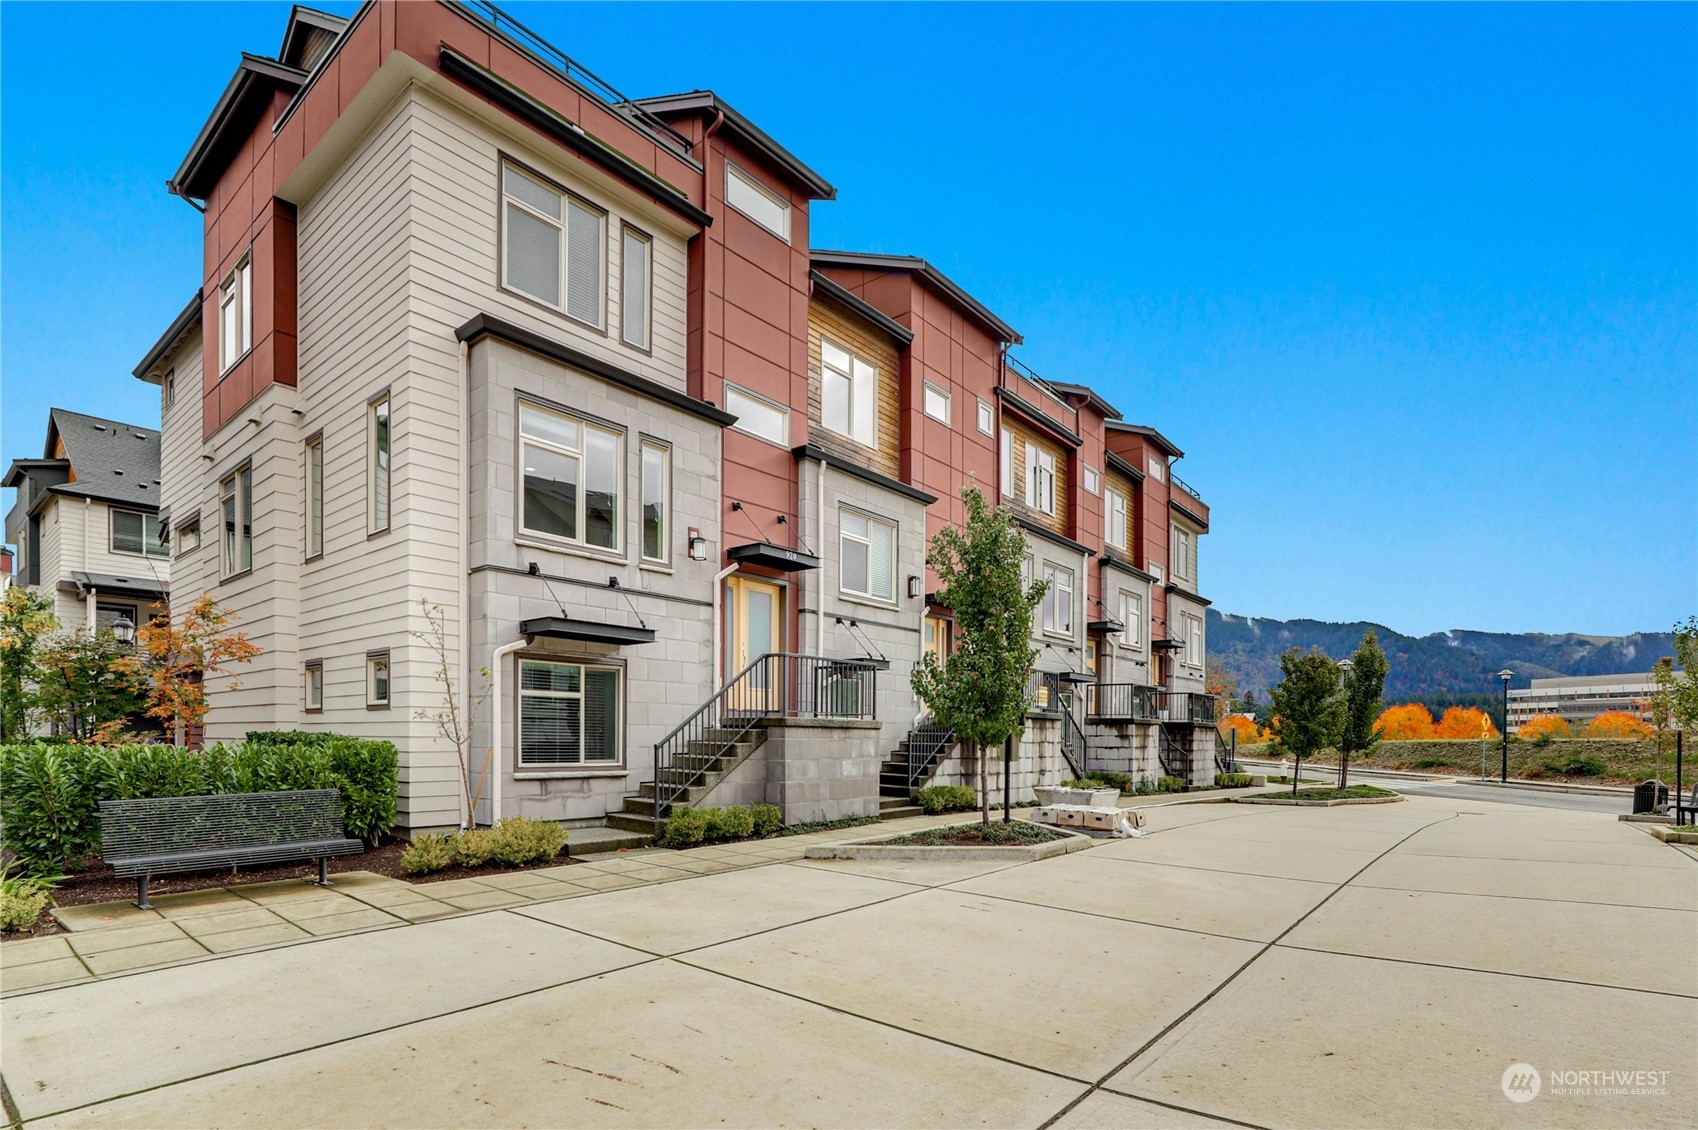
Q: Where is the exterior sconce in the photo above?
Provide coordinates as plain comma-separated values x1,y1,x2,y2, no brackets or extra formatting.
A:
907,575,921,599
687,528,708,561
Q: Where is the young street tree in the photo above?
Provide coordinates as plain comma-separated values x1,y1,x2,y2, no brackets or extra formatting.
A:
911,487,1045,827
1654,619,1698,734
412,597,490,829
1336,629,1388,788
34,628,150,742
1268,647,1345,796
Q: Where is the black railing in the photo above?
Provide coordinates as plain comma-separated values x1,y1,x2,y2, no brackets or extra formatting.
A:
1215,729,1238,775
1158,691,1219,724
1059,705,1088,780
1088,683,1160,721
905,718,955,793
651,653,877,815
1028,671,1065,716
1171,472,1204,504
1158,726,1190,781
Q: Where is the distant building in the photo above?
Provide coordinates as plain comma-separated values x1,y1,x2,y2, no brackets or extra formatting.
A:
1506,672,1659,733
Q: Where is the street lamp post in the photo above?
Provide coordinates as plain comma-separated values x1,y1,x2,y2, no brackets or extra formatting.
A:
1498,669,1514,783
110,615,136,647
1336,659,1353,788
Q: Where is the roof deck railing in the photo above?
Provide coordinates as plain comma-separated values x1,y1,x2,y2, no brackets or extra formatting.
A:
1003,355,1075,415
1170,471,1204,504
455,1,696,162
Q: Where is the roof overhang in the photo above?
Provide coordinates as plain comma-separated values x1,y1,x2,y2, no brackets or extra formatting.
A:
1151,637,1185,652
996,387,1082,448
133,292,204,382
520,616,656,646
1045,380,1121,421
1059,670,1097,685
726,542,820,572
1106,420,1184,459
169,54,308,201
809,271,913,345
1169,497,1209,531
3,459,67,490
635,91,835,200
278,5,349,67
810,250,1021,345
1014,517,1096,560
792,444,937,506
1104,451,1146,485
1099,552,1155,584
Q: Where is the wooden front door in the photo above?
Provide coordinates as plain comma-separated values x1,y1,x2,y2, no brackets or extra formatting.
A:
725,576,783,711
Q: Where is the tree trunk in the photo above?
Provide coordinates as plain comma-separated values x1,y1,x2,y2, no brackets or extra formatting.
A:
977,741,989,828
1003,737,1012,824
1338,751,1349,790
1291,753,1302,797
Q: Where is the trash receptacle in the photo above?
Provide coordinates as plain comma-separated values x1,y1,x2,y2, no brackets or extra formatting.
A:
1632,779,1668,814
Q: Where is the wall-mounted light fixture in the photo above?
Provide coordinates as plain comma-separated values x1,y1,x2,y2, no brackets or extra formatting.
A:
687,528,709,561
907,575,922,599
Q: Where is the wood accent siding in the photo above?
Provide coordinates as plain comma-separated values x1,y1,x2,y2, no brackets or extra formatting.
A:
1102,469,1136,554
1004,417,1068,535
806,295,901,479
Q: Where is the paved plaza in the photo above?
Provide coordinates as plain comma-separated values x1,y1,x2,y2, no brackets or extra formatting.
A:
3,794,1693,1128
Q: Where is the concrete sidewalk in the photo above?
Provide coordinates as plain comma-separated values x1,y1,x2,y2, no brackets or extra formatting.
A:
3,794,1692,1128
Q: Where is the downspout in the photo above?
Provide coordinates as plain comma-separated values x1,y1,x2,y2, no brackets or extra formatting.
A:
84,499,96,630
486,638,526,828
457,341,471,829
816,454,826,655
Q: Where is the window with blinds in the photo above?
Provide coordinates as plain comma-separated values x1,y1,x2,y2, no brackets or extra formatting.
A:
502,162,605,329
518,659,621,767
839,508,896,602
621,227,651,349
111,509,168,558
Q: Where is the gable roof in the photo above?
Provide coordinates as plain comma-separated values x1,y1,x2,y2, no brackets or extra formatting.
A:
41,409,163,508
169,53,308,201
1105,420,1184,459
634,91,836,200
810,250,1021,345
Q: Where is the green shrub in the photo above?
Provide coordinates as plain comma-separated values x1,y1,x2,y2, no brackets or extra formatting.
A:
1215,773,1253,788
1545,755,1606,778
916,784,977,814
0,744,104,874
1157,775,1186,793
450,827,500,867
660,805,709,847
487,817,567,864
703,806,755,842
0,867,53,931
751,803,782,837
401,834,456,875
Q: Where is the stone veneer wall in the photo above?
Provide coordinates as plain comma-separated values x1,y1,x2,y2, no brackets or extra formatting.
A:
690,718,882,825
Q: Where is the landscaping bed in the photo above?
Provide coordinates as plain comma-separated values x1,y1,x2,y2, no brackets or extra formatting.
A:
803,820,1092,862
883,821,1065,847
1237,785,1402,807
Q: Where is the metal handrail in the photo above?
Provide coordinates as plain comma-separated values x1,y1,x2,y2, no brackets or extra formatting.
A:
1004,355,1075,414
1157,726,1189,780
1215,730,1238,775
651,652,877,815
904,718,955,792
455,1,697,161
1059,704,1088,780
1028,670,1064,716
1170,472,1204,503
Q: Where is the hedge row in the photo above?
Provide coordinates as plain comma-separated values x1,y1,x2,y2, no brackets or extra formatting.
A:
0,734,398,875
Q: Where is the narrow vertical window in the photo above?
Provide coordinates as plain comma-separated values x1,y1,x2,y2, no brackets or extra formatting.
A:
999,429,1013,494
621,227,651,349
220,466,252,577
565,198,605,326
367,651,391,708
976,398,994,436
640,441,669,563
1105,488,1129,551
305,435,323,559
1025,444,1055,514
1042,564,1074,635
162,369,175,410
369,395,390,534
218,254,251,371
304,661,324,712
1120,592,1143,649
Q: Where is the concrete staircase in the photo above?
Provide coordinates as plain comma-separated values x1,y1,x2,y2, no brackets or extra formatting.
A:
607,726,769,838
875,728,954,820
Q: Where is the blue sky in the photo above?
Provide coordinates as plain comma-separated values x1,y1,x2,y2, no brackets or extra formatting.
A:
3,2,1692,637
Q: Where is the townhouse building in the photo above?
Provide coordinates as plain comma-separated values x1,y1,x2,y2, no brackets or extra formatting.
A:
4,409,170,634
136,1,1216,838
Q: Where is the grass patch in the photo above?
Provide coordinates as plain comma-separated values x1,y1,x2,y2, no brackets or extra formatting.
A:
881,821,1065,847
1252,785,1397,802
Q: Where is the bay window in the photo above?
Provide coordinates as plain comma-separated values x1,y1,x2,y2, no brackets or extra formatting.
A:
520,401,622,551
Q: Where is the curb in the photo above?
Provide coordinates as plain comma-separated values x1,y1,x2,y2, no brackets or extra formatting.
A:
1234,794,1405,807
802,822,1095,862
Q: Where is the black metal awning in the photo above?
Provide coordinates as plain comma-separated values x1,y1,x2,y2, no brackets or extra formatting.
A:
68,571,169,603
1059,670,1098,685
727,542,820,572
1087,618,1124,635
520,617,656,645
1151,637,1185,651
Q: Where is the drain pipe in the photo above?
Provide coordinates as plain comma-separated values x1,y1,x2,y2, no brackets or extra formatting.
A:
486,638,527,827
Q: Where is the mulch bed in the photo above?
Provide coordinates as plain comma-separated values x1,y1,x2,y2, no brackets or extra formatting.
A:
2,841,591,944
883,821,1065,847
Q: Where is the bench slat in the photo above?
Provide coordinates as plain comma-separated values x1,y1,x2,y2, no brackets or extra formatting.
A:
98,790,363,877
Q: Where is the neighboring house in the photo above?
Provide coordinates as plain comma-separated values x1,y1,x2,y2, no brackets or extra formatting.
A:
3,409,170,633
1507,672,1663,733
137,1,1215,838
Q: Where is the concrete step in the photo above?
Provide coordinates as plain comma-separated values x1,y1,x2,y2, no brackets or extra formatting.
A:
606,811,664,835
567,826,652,855
877,804,922,821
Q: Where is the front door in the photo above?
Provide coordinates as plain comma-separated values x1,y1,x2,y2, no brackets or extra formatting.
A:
725,576,783,711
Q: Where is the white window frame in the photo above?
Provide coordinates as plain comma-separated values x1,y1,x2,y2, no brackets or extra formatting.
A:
620,225,652,349
976,398,994,436
1105,486,1129,551
304,661,324,713
1119,591,1143,650
999,429,1014,494
923,383,951,425
1148,456,1166,482
1171,523,1194,582
839,507,898,603
368,394,391,534
500,159,607,329
174,515,202,558
725,161,791,242
1183,614,1204,669
518,399,625,554
1082,465,1100,495
218,253,251,373
820,337,877,446
219,465,252,578
1025,442,1056,515
110,509,169,559
517,658,624,769
1041,563,1074,637
725,383,789,447
640,440,670,564
305,434,324,560
366,651,391,708
162,368,175,410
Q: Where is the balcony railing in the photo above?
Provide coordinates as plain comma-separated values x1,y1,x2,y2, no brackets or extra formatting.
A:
1170,472,1204,505
1087,685,1218,725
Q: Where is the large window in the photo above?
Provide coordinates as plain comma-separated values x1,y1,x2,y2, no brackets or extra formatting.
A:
821,338,877,446
725,384,788,446
501,161,605,327
725,162,790,242
1171,524,1194,582
1105,487,1130,551
1025,443,1056,515
218,253,251,372
520,401,621,551
640,441,669,563
305,434,324,559
111,509,168,558
519,659,621,767
1042,563,1074,636
1118,591,1143,649
219,465,252,577
1183,614,1204,669
96,602,137,634
839,508,896,602
620,227,651,349
368,395,390,534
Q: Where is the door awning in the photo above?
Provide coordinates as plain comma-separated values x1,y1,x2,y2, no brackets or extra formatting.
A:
1087,618,1124,635
727,542,820,572
520,616,656,646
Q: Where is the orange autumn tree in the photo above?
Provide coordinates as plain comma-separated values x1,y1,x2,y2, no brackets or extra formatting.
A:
1219,715,1263,744
1375,703,1435,740
1435,706,1498,739
1517,714,1570,740
116,595,260,742
1585,711,1652,740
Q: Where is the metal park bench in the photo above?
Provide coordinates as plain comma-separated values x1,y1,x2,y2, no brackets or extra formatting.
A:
1676,783,1698,827
98,789,364,909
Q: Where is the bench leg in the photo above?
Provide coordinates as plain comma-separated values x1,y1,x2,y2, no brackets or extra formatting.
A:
135,874,153,911
313,857,333,888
